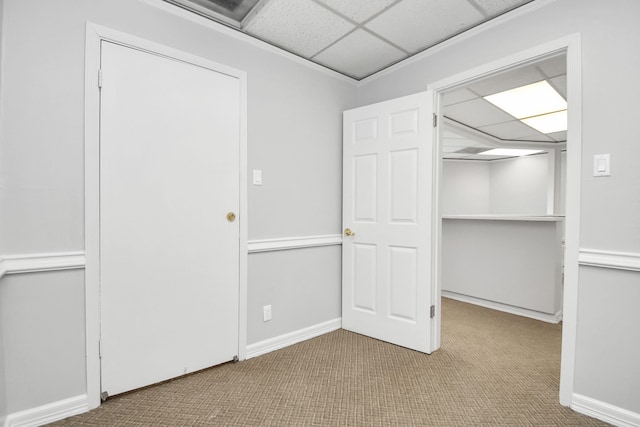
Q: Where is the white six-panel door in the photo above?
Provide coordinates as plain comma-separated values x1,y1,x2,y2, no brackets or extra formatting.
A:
99,41,240,396
342,91,437,353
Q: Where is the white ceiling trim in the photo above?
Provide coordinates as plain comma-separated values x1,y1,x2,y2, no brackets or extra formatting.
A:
138,0,557,86
138,0,359,84
444,117,566,150
357,0,557,86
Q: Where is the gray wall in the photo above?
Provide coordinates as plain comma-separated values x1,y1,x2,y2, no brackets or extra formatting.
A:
0,0,8,421
490,154,548,215
441,160,490,215
575,267,640,412
0,271,86,415
248,246,341,344
442,154,550,215
359,0,640,414
0,0,355,416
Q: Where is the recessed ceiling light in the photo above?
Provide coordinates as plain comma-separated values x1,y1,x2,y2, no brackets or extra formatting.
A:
484,80,567,119
164,0,261,26
521,110,568,134
479,148,545,157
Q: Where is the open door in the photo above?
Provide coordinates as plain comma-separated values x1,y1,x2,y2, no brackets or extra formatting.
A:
342,91,438,354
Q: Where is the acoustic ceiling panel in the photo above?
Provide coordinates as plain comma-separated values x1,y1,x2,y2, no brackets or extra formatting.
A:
549,75,567,99
445,98,515,129
316,0,397,24
244,0,354,57
442,88,478,106
365,0,485,53
545,130,568,142
314,29,406,79
477,120,554,141
467,65,546,97
536,54,567,78
470,0,532,16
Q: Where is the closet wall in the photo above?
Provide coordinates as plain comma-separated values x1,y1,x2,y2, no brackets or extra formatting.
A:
442,153,562,216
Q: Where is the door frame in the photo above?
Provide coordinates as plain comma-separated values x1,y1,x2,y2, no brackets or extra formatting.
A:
83,23,248,410
427,34,582,406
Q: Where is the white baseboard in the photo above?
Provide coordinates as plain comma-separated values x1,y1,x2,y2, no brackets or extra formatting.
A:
442,291,562,324
246,318,342,359
572,393,640,427
4,394,88,427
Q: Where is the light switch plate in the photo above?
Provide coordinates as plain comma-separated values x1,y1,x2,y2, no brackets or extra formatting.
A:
253,169,263,185
593,154,610,177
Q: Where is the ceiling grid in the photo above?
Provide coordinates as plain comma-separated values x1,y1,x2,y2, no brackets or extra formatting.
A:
163,0,567,161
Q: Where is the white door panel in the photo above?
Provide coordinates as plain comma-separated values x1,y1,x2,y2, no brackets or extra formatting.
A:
342,91,436,353
99,41,240,396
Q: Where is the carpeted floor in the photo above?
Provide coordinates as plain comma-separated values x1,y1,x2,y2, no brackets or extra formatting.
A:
54,298,608,426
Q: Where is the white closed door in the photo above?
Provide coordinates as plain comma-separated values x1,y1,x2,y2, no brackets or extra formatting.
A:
99,41,240,396
342,91,437,354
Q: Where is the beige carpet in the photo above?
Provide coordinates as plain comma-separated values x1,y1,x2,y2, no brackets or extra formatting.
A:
54,298,607,426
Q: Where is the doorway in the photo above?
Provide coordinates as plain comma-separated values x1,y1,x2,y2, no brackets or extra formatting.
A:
84,24,248,408
429,35,582,406
438,53,567,323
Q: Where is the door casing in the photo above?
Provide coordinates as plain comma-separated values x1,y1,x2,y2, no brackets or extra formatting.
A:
427,34,582,407
84,23,248,410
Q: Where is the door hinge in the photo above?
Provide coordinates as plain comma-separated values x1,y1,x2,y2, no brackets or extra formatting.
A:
432,113,437,128
430,305,436,318
98,69,103,89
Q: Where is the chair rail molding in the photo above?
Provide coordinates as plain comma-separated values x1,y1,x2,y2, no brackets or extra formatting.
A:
248,234,343,253
579,248,640,272
0,251,86,280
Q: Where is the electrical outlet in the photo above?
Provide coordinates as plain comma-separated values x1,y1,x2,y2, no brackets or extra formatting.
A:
263,305,272,322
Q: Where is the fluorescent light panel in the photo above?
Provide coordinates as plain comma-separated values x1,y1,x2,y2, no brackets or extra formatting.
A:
479,148,544,157
484,80,566,119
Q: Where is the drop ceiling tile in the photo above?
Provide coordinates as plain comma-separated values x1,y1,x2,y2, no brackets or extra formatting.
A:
442,145,461,153
478,120,553,141
513,135,555,143
244,0,355,57
316,0,396,23
443,153,471,159
443,88,479,106
443,130,467,139
365,0,485,53
442,138,482,148
537,54,567,78
468,66,545,96
444,98,514,129
547,130,567,141
313,29,406,79
549,75,567,99
470,0,532,16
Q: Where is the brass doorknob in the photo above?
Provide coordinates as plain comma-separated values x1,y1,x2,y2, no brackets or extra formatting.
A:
227,212,236,222
344,228,355,237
